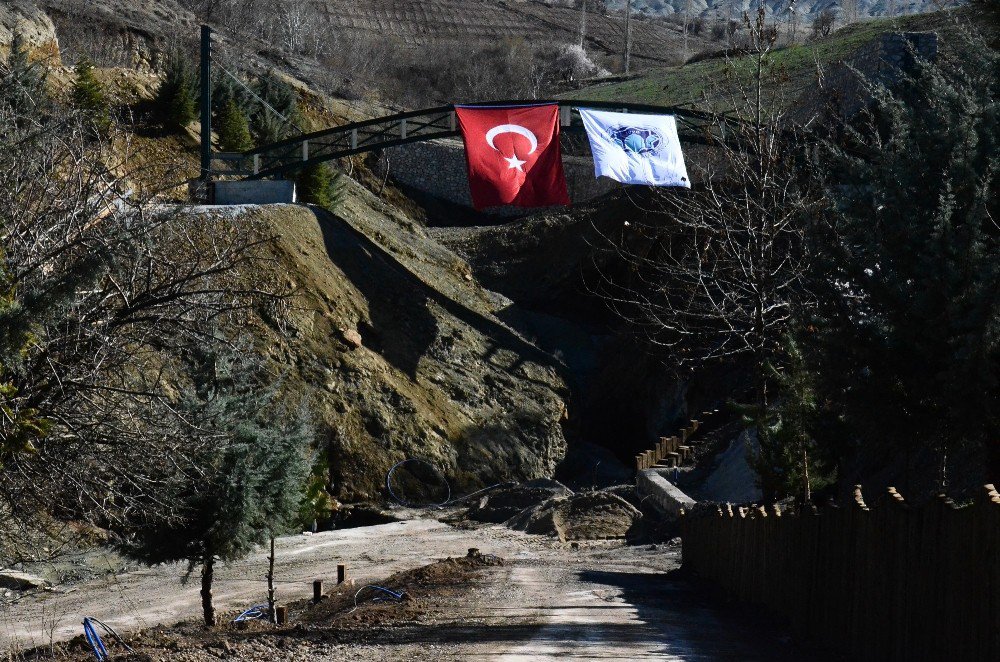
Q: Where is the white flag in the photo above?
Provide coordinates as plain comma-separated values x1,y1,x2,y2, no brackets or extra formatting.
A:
579,108,690,188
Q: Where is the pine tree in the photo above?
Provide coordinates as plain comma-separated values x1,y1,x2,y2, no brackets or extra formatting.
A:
810,31,1000,482
297,163,344,211
751,336,834,503
155,51,198,131
119,347,311,626
251,71,300,145
0,31,48,118
71,58,110,133
216,99,253,152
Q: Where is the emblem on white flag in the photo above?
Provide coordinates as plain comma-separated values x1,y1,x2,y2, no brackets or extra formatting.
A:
579,108,690,188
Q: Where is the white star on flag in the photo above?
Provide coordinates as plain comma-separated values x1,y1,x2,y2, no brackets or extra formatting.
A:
504,155,527,171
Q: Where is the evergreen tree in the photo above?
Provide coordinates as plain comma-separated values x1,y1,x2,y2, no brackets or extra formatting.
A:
251,71,300,145
751,336,834,503
211,74,253,119
71,58,110,133
810,31,1000,482
216,98,253,152
155,50,198,131
0,30,48,118
297,163,344,210
119,347,312,626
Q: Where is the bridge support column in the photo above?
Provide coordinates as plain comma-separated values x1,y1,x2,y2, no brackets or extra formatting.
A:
199,25,213,183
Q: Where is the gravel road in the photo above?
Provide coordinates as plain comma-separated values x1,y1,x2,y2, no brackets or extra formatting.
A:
2,518,828,660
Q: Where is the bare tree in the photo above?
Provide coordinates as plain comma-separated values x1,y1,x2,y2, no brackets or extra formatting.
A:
0,99,283,557
812,9,835,38
682,0,693,60
624,0,633,73
842,0,860,25
591,8,821,412
787,0,799,44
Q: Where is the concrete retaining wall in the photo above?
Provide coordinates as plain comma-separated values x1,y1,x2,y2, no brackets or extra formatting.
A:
637,468,696,517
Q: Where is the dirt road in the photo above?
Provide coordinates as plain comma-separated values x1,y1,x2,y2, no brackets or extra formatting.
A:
2,518,822,660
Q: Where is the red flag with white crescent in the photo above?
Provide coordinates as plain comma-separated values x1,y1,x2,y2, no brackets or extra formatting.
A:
455,104,570,210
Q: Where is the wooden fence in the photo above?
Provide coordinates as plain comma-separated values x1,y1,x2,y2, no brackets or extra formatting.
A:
682,484,1000,661
634,409,719,473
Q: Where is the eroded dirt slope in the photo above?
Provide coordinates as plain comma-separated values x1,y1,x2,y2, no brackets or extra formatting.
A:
213,183,570,501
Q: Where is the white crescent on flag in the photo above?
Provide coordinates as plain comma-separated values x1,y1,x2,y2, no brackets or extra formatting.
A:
485,124,538,154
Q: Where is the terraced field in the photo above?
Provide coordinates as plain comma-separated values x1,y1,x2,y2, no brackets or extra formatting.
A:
311,0,714,65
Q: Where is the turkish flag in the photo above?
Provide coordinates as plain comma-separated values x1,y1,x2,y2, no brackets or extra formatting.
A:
455,104,570,210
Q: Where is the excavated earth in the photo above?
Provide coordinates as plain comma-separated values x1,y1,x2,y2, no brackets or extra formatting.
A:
202,182,572,501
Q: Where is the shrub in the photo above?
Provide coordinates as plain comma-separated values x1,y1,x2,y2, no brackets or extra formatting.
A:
70,58,110,132
297,162,344,210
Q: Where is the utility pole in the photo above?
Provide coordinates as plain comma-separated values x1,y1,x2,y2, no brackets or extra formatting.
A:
623,0,632,73
682,0,692,61
579,0,587,50
788,0,797,44
199,25,212,183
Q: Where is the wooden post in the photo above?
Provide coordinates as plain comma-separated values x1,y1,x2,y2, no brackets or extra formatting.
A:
267,536,276,623
312,579,323,604
853,484,868,510
337,564,347,585
275,605,287,625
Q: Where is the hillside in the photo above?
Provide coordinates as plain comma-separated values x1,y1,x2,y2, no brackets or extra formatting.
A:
215,184,573,502
309,0,711,66
566,4,987,108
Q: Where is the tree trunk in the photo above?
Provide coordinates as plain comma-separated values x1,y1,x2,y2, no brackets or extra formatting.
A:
623,0,632,73
267,537,277,624
802,446,811,504
201,554,216,626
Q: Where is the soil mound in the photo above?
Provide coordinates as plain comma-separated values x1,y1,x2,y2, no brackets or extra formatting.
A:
466,481,572,524
506,491,644,542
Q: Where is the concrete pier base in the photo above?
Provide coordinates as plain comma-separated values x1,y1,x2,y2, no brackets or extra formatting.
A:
212,180,296,205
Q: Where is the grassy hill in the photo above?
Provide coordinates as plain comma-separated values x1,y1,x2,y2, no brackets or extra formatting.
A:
565,6,988,109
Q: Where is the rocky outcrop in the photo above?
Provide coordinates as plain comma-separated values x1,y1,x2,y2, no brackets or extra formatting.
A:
0,1,59,62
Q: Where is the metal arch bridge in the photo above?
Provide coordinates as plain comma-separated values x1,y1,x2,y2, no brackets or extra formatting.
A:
208,100,721,181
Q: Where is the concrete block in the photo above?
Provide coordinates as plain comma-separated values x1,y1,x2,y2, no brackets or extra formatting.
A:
637,469,696,517
213,180,296,205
